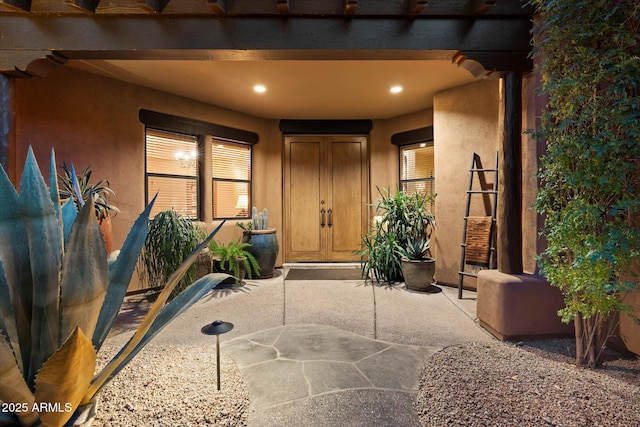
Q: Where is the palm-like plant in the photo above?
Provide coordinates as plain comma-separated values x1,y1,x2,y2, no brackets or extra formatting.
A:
0,148,227,426
58,162,120,222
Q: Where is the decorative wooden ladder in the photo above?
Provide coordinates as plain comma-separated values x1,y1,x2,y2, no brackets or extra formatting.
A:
458,152,498,299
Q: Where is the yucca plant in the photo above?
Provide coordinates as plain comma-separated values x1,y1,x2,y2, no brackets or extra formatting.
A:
0,148,227,426
57,162,120,222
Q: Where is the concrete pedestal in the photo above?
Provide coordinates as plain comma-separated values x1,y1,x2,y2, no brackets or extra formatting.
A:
477,270,573,340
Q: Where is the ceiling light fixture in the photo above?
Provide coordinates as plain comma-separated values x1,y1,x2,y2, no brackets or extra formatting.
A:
254,85,266,93
390,85,403,94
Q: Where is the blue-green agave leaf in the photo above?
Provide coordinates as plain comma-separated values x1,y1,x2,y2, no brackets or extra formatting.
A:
92,195,157,351
19,147,62,385
70,163,85,208
61,198,78,245
49,150,64,251
0,260,22,373
0,161,32,373
83,221,225,403
98,273,228,386
0,334,39,426
59,197,108,344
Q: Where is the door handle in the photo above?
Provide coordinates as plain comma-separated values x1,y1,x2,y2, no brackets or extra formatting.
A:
320,208,326,227
328,208,333,227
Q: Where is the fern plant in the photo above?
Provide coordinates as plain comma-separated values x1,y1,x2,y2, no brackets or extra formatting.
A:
0,148,227,426
209,240,260,283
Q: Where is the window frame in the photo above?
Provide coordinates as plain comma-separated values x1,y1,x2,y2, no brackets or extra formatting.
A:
211,138,253,220
144,127,201,220
398,140,436,212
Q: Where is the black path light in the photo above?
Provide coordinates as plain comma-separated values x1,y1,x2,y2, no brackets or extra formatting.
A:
201,320,234,390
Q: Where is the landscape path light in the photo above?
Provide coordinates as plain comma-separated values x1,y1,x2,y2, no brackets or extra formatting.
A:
201,320,234,390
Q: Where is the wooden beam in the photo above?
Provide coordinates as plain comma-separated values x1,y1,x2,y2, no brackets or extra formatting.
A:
408,0,428,15
206,0,224,14
345,0,357,15
497,72,523,275
1,0,31,12
276,0,288,14
470,0,496,15
65,0,100,13
137,0,170,13
0,75,15,182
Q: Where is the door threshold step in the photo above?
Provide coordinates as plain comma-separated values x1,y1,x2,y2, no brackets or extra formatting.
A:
283,262,361,269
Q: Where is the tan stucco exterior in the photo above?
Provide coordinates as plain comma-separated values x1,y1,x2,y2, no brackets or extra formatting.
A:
13,65,541,294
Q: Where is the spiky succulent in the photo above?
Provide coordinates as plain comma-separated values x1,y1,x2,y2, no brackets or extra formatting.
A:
399,237,431,260
0,148,227,426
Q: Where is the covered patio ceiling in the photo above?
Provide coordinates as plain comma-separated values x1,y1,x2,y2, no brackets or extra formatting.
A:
0,0,532,119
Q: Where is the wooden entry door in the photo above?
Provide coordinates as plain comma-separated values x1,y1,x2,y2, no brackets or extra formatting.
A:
284,135,368,262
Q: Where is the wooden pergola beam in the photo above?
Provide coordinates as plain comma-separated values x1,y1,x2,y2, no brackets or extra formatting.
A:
276,0,288,14
345,0,357,15
206,0,224,14
65,0,100,13
137,0,170,14
471,0,496,15
1,0,30,12
408,0,428,15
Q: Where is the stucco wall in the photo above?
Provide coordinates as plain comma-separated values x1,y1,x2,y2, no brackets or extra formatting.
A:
369,109,433,208
13,66,542,294
433,80,500,287
14,66,278,289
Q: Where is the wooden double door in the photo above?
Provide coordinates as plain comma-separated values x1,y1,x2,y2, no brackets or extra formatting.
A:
284,135,368,262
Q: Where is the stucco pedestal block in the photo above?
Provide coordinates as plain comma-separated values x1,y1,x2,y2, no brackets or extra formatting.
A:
620,289,640,357
477,270,573,340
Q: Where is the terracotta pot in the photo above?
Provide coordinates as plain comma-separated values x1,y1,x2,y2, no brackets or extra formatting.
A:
400,257,436,291
98,216,112,254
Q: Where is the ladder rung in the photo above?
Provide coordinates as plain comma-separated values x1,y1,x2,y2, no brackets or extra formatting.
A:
470,168,498,172
463,217,496,222
467,190,497,194
458,271,478,278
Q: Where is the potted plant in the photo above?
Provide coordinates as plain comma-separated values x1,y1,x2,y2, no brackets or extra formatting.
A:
137,209,202,301
209,239,260,285
0,148,227,426
237,206,279,278
58,162,120,253
398,237,436,291
360,187,436,285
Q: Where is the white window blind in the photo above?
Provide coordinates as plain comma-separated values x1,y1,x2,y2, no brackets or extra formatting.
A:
212,140,252,219
400,143,436,213
146,129,199,219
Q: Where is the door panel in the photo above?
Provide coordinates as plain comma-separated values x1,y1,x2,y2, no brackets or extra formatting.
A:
286,138,326,260
285,135,367,262
329,139,365,260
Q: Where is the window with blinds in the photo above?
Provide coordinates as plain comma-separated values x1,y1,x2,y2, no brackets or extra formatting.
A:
400,142,436,213
146,129,199,219
212,140,252,219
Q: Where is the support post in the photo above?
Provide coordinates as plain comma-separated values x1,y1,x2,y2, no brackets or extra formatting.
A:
497,72,523,274
0,74,15,179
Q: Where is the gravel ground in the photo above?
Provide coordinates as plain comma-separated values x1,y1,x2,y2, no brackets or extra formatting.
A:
415,339,640,427
92,344,250,426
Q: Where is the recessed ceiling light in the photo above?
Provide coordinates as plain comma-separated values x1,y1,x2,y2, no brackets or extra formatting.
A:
390,85,403,94
254,85,266,93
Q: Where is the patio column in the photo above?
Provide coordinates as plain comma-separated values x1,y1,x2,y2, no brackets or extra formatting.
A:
0,74,15,180
497,72,523,274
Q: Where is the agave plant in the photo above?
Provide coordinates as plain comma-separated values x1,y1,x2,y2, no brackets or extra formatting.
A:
0,148,227,426
399,237,431,261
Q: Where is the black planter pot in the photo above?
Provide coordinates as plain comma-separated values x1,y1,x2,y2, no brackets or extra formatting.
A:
242,229,279,279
